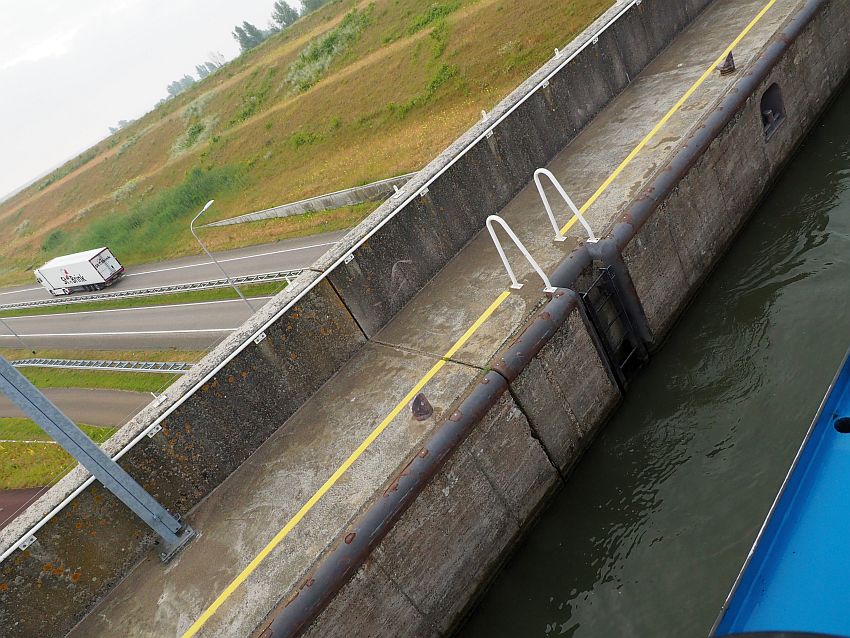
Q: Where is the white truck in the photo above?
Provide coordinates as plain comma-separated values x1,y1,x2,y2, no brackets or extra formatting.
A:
34,247,125,296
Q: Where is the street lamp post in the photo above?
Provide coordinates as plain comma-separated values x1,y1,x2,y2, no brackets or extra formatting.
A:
190,199,255,311
0,317,34,354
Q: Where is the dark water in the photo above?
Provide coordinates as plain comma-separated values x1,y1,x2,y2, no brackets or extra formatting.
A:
459,82,850,638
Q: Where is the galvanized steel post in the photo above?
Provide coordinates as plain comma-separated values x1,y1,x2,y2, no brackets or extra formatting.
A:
0,357,193,561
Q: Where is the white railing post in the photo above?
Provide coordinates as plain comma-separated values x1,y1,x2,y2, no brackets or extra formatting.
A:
533,168,598,243
486,215,557,293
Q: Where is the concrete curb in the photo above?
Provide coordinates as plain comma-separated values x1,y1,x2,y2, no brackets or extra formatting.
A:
203,174,417,227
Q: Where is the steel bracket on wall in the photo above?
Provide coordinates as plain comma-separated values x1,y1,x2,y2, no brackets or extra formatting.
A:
0,357,194,562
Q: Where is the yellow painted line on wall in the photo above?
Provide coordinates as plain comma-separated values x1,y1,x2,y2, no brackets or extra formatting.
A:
185,1,778,634
560,0,779,235
181,290,510,638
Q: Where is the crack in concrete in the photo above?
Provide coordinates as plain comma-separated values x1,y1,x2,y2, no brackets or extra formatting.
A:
506,383,567,483
370,338,486,372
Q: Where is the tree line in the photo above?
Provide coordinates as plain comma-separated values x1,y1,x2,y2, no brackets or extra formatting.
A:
165,0,334,100
233,0,332,53
109,1,334,131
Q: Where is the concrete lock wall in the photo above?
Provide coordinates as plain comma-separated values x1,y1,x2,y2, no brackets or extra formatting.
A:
317,0,715,337
0,275,368,635
0,0,733,634
0,0,709,635
291,1,850,635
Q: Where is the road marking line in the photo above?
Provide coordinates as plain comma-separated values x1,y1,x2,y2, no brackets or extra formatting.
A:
0,241,335,301
560,0,778,235
127,241,337,277
0,329,233,337
2,296,274,320
181,290,511,638
0,287,41,296
185,2,777,633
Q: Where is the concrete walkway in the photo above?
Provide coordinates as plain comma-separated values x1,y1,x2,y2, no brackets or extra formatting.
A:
70,1,801,635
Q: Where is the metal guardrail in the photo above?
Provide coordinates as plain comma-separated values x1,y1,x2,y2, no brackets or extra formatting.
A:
12,359,193,373
0,269,303,312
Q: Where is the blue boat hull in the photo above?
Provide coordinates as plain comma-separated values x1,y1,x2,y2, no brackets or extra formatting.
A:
712,349,850,636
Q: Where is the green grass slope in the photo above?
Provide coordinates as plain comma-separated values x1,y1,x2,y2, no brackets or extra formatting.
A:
0,0,609,285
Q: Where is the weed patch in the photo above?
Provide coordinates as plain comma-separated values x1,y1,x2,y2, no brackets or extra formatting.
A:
0,419,116,489
41,229,65,253
50,165,244,263
388,62,458,118
173,117,215,155
111,177,141,202
429,18,450,58
230,67,277,126
36,147,100,191
408,1,460,35
286,5,373,91
14,220,31,237
115,134,140,158
288,129,323,149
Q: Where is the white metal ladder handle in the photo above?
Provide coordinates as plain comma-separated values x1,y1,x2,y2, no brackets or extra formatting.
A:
533,168,598,243
485,215,557,293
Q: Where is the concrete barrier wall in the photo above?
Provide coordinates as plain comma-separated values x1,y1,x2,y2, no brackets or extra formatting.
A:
318,0,715,336
204,173,417,227
292,1,850,635
0,276,367,636
623,0,850,337
0,1,716,634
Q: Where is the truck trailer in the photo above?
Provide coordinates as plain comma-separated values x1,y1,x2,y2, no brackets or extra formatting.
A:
34,247,125,296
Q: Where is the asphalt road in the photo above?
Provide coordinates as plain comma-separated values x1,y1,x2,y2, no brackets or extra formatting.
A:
0,229,346,306
0,296,267,350
0,488,48,530
0,387,153,426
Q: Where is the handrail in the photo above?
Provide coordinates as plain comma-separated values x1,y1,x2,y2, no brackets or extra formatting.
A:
534,168,598,243
486,215,557,293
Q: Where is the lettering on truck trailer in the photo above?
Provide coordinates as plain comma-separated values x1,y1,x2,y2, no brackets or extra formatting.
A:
59,268,88,285
92,253,114,271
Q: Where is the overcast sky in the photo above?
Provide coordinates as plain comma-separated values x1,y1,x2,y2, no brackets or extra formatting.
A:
0,0,288,200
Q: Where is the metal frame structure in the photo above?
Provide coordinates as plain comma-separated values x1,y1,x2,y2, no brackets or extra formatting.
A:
12,358,192,373
0,357,193,561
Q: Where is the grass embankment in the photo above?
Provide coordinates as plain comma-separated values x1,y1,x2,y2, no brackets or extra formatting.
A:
0,280,288,319
0,348,205,362
0,418,116,489
0,349,196,393
0,0,609,285
18,368,179,394
201,200,375,253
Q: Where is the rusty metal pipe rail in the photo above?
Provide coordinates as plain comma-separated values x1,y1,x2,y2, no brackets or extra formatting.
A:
256,290,580,638
253,1,836,633
611,0,830,252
